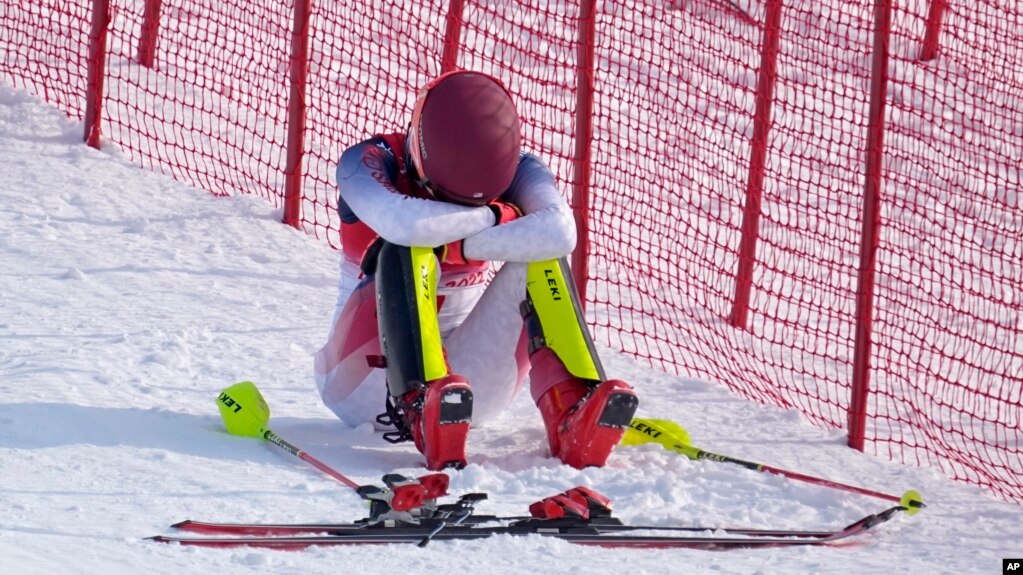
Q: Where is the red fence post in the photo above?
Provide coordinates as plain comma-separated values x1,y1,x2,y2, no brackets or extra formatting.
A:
570,0,597,305
441,0,466,73
282,0,311,229
137,0,163,68
849,0,893,451
918,0,948,61
729,0,783,328
83,0,111,148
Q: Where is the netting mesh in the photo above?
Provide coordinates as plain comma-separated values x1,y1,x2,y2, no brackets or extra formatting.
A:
874,0,1023,494
0,1,90,114
97,0,292,200
1,0,1020,502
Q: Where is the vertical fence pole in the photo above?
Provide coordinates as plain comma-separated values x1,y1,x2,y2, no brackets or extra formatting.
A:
918,0,948,61
282,0,311,229
441,0,466,73
137,0,163,68
729,0,783,328
83,0,111,148
570,0,597,305
849,0,893,451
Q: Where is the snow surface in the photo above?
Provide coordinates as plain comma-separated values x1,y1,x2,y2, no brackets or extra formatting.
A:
1,84,1021,575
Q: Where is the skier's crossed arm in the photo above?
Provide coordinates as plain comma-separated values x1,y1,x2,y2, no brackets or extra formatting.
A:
337,139,575,264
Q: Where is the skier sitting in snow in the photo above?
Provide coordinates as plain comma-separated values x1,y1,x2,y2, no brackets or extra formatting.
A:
314,70,639,471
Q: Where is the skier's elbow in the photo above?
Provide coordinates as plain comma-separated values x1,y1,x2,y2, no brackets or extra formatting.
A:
546,209,577,258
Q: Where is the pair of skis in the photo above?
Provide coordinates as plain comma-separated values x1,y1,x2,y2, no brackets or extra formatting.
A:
158,383,919,551
149,478,910,550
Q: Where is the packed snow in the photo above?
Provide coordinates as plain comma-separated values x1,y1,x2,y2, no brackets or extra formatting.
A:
1,83,1021,574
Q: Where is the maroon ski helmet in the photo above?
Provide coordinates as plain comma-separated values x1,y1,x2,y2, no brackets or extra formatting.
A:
407,71,522,206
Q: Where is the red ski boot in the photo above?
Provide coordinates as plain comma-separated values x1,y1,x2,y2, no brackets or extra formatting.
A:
531,348,638,468
384,374,473,470
536,379,638,468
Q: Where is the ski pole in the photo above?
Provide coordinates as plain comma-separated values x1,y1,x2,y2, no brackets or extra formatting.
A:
217,381,360,488
217,381,446,513
623,417,925,514
218,381,455,515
